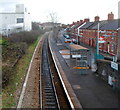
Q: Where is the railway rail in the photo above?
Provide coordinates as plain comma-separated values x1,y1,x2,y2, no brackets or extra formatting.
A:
40,37,71,109
40,37,59,109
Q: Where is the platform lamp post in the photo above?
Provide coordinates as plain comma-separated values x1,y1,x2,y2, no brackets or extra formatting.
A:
95,22,104,62
77,27,83,45
95,22,100,61
77,27,80,45
96,22,99,55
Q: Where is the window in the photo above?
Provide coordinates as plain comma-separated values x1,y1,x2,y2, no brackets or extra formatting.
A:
25,8,27,12
17,18,24,23
111,32,115,40
111,43,115,52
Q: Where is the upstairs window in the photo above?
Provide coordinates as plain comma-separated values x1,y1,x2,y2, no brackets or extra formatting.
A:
17,18,24,23
111,43,115,52
111,32,115,40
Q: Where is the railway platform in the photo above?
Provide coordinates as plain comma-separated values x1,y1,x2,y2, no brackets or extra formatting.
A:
48,32,119,108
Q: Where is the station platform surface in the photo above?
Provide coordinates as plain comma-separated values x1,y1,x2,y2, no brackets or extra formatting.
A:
49,34,119,108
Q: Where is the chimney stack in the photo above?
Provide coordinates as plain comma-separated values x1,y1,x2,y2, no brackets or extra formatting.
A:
80,20,83,23
77,21,79,24
94,16,100,22
72,22,75,25
84,18,90,22
108,12,114,20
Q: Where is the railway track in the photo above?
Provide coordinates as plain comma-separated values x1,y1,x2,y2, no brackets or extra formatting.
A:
40,37,71,109
40,37,59,109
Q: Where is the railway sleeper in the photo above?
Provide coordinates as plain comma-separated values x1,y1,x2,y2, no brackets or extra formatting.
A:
45,94,54,96
45,106,57,110
45,102,56,105
45,99,56,101
44,90,54,93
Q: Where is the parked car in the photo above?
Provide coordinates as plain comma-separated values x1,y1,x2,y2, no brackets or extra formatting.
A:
72,39,78,44
64,38,71,43
63,35,70,39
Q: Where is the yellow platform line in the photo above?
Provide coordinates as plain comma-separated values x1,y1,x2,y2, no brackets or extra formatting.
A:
61,50,69,51
73,66,90,69
65,41,71,43
61,53,70,55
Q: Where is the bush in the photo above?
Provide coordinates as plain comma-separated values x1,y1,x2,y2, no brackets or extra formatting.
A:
2,66,13,88
2,30,44,88
8,30,43,45
2,42,27,61
2,42,28,88
32,22,40,30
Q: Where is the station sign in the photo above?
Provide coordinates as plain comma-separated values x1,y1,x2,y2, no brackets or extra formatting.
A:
102,34,110,37
98,36,106,43
111,61,118,71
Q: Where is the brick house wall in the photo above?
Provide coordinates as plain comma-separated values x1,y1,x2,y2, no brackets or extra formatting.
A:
78,28,118,56
68,13,119,56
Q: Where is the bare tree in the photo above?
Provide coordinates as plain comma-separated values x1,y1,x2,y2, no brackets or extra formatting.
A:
47,11,61,42
47,11,60,24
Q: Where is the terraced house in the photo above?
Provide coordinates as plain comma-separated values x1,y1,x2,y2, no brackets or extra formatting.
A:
67,12,120,56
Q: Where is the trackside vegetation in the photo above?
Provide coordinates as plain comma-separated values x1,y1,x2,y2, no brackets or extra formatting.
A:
2,23,45,108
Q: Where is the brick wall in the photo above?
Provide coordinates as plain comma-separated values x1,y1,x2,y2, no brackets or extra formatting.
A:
96,59,120,89
79,29,118,55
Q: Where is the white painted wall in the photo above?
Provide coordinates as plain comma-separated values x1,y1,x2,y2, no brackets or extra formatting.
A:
0,4,31,36
24,12,32,31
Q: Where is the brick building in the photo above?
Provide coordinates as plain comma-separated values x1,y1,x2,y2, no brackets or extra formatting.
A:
67,12,120,56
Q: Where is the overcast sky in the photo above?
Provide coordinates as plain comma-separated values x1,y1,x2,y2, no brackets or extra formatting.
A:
0,0,120,24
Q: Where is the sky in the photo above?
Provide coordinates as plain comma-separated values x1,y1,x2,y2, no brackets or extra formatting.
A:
0,0,120,24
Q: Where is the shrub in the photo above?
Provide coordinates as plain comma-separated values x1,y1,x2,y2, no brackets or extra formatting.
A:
2,66,13,88
2,30,44,88
8,30,44,45
2,42,28,87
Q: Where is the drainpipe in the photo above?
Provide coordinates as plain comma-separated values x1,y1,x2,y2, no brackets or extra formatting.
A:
108,42,110,53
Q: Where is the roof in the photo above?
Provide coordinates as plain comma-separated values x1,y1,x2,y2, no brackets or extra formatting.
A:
71,23,84,29
91,20,108,30
79,22,94,29
100,19,119,30
69,44,89,50
0,12,24,14
88,21,99,29
81,19,120,30
70,19,120,31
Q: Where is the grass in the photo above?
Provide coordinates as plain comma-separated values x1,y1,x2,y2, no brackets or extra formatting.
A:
0,40,2,45
0,36,2,45
2,36,42,108
0,37,7,45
